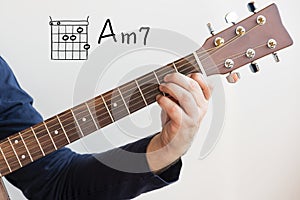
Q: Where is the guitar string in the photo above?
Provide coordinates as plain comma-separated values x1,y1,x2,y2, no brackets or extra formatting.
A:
0,64,197,163
0,24,265,168
198,24,260,63
40,22,264,135
0,60,199,152
209,42,269,69
0,39,267,165
0,64,202,169
0,39,266,166
0,44,259,169
3,21,264,154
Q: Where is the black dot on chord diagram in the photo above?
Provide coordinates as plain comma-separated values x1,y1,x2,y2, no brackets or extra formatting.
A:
49,22,53,25
70,35,77,41
84,44,90,50
77,27,84,33
62,35,69,41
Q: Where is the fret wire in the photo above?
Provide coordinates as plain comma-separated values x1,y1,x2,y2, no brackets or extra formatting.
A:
98,57,194,102
43,122,58,150
134,80,148,106
192,52,205,75
0,72,171,162
155,64,176,76
7,137,22,167
69,72,169,125
0,53,201,175
94,72,171,118
0,147,12,172
22,124,60,154
4,46,220,170
19,132,34,162
152,71,165,96
139,89,161,105
152,71,160,84
179,65,198,75
172,62,179,73
0,66,172,154
70,103,98,137
7,123,100,168
56,115,71,144
173,56,195,69
85,102,99,130
117,88,131,115
31,127,45,156
175,55,193,63
101,95,115,122
70,109,85,138
33,129,56,155
96,96,146,119
0,54,200,157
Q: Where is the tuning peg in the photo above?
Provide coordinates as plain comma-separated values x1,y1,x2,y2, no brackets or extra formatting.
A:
247,2,257,13
226,72,240,83
273,52,280,62
225,12,238,24
249,62,260,73
207,23,215,35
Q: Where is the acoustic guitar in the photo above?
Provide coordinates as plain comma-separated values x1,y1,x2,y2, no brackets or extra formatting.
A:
0,3,293,199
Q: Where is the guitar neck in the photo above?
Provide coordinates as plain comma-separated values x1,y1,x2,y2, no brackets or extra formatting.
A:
0,3,293,177
0,52,202,177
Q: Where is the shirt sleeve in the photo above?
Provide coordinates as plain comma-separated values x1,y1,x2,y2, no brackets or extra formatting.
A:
0,56,182,200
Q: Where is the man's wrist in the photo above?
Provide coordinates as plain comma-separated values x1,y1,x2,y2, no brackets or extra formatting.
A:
146,134,182,174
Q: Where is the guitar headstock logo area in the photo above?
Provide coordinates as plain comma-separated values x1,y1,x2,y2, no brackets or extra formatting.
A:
49,17,91,60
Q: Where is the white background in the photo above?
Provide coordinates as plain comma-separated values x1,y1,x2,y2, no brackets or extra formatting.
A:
0,0,299,199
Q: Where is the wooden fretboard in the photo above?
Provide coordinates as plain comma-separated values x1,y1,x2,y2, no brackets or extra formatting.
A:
0,52,202,176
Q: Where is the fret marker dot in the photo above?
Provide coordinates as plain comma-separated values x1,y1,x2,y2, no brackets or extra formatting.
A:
54,130,59,135
82,117,87,122
21,155,26,159
14,140,19,144
113,103,118,107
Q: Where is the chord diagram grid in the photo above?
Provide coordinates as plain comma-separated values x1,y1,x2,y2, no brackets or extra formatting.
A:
49,17,90,60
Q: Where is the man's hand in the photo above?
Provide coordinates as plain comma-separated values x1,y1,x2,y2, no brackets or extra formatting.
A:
146,73,211,173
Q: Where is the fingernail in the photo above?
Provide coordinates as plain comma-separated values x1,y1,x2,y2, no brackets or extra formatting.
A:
156,94,163,101
164,74,170,82
159,83,165,90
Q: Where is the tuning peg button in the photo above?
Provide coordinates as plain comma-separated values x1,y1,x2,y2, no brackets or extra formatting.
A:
207,23,215,35
226,72,240,83
250,63,260,73
225,12,238,24
273,52,280,62
248,2,257,13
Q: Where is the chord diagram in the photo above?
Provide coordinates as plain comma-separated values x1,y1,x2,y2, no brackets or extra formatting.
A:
49,17,91,60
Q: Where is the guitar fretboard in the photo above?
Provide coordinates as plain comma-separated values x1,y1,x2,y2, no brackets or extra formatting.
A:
0,53,202,176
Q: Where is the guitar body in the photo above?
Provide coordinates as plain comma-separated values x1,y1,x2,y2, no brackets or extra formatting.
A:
0,178,9,200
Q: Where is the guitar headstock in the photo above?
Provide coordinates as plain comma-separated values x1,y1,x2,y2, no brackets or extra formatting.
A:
198,3,293,82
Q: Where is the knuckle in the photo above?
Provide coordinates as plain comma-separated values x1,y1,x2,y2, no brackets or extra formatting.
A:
170,124,179,133
200,104,208,115
192,73,202,79
186,117,198,128
181,93,191,104
189,79,199,90
170,104,178,113
192,73,203,81
161,82,171,92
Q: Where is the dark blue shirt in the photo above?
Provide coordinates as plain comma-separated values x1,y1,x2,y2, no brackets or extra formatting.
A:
0,56,182,200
